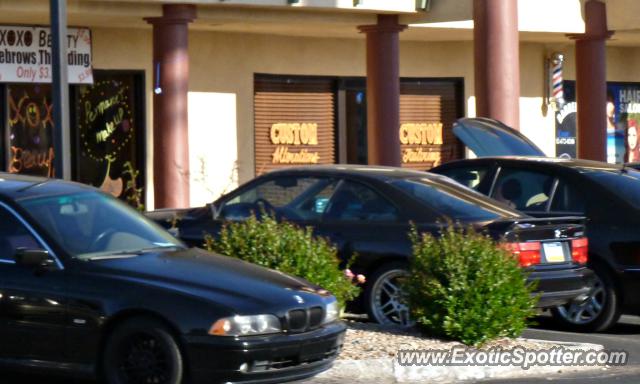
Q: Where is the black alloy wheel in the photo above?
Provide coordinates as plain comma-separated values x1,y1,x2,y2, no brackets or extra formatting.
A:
103,317,183,384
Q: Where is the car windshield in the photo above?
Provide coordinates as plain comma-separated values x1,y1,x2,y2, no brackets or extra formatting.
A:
391,176,521,222
582,168,640,209
17,191,184,259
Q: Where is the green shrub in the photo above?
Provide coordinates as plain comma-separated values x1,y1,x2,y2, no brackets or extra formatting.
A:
405,225,537,346
204,215,361,307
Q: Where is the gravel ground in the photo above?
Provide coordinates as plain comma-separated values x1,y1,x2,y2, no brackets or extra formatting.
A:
339,320,557,360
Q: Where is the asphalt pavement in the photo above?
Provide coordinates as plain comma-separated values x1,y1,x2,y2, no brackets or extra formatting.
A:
5,314,640,383
479,314,640,383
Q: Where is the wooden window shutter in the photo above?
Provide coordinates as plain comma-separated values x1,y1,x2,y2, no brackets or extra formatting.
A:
254,76,336,175
399,80,462,170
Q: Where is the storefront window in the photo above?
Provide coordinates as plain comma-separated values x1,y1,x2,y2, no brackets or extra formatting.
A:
254,75,337,175
560,81,640,164
341,78,464,169
6,83,55,177
398,80,464,170
73,71,145,205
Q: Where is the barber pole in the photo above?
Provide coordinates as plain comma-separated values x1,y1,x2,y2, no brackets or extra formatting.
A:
550,52,565,109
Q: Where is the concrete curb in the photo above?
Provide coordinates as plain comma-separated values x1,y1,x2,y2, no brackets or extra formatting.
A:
311,339,607,383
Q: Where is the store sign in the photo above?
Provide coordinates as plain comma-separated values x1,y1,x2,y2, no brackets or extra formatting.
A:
270,123,320,164
399,122,443,145
561,81,640,163
0,25,93,84
399,122,444,164
555,101,577,159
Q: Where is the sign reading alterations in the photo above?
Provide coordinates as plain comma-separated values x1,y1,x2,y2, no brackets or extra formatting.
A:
0,25,93,84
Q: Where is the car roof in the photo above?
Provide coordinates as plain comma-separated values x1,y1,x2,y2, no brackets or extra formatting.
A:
0,172,95,201
439,156,625,172
262,164,433,181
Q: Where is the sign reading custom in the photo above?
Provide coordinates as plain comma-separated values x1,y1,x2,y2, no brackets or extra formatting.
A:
397,82,463,171
399,122,444,164
0,25,93,84
270,122,320,164
254,76,336,175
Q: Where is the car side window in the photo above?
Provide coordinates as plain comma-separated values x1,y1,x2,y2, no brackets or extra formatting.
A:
220,176,337,221
0,207,42,262
323,181,398,222
550,178,586,213
436,166,489,191
491,168,555,211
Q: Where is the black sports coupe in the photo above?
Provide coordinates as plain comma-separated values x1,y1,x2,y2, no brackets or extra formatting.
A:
148,165,594,327
0,173,345,384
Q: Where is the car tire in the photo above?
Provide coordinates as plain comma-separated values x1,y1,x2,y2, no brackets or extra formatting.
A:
102,317,184,384
364,261,412,326
551,262,621,332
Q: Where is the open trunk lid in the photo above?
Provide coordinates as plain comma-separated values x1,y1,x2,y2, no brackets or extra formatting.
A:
453,117,546,157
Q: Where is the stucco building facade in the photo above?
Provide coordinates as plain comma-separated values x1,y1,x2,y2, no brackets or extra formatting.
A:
0,0,638,208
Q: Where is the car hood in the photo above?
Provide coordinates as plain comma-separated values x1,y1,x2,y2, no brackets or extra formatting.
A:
80,247,330,314
453,117,547,157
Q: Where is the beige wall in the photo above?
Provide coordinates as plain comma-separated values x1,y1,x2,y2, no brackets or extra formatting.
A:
549,44,640,83
94,27,634,208
188,31,367,194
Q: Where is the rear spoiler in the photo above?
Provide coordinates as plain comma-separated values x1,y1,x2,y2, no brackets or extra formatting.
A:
485,216,587,233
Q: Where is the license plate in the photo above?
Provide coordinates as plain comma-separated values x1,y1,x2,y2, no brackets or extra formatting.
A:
543,242,566,263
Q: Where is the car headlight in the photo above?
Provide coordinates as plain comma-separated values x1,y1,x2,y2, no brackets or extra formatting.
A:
324,299,340,324
209,314,281,336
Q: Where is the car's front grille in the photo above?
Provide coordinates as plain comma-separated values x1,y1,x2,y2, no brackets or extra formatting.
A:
309,306,324,328
288,309,307,331
286,306,324,333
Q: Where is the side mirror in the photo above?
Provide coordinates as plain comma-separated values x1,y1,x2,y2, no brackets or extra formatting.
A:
14,248,54,269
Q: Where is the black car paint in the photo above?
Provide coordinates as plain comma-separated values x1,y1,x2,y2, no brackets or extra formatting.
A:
0,174,345,383
148,165,594,310
432,156,640,313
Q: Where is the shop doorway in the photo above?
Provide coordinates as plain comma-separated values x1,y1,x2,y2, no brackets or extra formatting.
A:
71,70,146,205
340,77,464,169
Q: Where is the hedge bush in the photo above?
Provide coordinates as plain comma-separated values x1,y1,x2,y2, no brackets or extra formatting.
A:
205,215,361,307
405,226,538,346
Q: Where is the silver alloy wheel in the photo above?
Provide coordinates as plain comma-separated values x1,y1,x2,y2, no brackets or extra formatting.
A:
370,268,413,326
556,274,606,325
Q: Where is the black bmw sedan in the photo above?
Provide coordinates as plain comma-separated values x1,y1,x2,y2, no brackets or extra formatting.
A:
148,165,594,327
0,173,345,384
432,117,640,332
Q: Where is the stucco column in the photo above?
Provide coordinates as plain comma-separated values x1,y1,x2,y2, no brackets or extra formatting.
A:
146,5,196,208
473,0,520,130
358,15,406,166
570,1,612,161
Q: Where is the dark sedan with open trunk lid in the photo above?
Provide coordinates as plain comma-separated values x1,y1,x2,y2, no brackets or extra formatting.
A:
148,165,595,327
432,117,640,332
0,173,345,384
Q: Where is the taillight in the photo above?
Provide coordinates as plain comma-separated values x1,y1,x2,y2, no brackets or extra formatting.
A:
571,238,589,264
504,241,542,267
